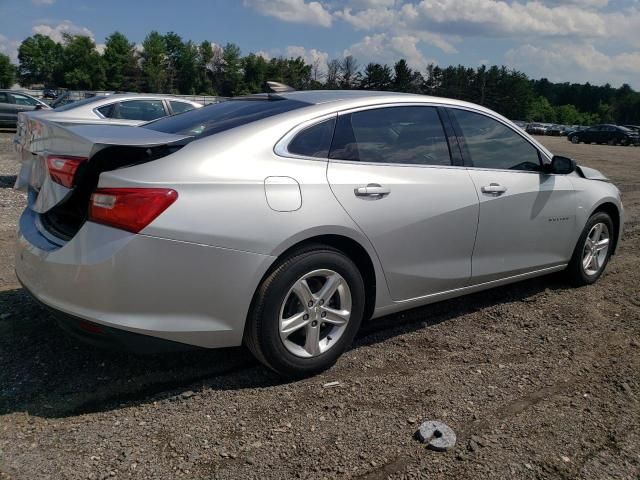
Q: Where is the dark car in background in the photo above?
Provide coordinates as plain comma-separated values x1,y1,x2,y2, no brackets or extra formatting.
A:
526,123,547,135
546,124,567,136
624,125,640,134
568,124,639,146
0,90,51,127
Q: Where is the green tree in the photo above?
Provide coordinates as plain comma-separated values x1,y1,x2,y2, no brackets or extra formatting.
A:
220,43,245,96
339,55,360,89
60,34,105,90
197,41,215,94
103,32,138,91
163,32,184,93
528,96,556,122
177,41,199,94
0,54,16,88
360,63,393,90
17,34,63,86
141,31,166,93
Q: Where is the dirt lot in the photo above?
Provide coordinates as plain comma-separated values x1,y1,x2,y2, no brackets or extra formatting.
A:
0,131,638,479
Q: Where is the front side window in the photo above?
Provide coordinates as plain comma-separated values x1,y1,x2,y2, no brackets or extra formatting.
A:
287,117,336,158
329,106,451,166
450,109,541,172
170,101,196,115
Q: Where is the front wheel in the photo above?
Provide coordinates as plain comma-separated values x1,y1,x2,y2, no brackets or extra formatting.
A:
566,212,614,286
244,245,365,378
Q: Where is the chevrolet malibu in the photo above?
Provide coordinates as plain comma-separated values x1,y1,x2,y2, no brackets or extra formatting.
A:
14,91,623,377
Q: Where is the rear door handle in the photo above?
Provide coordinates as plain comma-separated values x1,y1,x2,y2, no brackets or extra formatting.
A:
354,183,390,198
480,183,507,195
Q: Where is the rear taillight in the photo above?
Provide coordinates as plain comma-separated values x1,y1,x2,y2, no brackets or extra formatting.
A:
88,188,178,233
46,155,88,188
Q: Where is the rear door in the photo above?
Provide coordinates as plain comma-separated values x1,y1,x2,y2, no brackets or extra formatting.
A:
0,92,15,125
447,107,576,284
327,105,479,301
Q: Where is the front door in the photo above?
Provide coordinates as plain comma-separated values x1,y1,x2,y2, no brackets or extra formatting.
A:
327,105,479,301
447,107,576,284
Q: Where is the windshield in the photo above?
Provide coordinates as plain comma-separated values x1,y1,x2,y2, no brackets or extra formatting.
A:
54,96,107,112
145,98,311,138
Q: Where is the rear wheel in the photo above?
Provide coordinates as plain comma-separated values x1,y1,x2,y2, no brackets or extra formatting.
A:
607,138,616,146
571,136,580,144
566,212,614,286
245,245,365,377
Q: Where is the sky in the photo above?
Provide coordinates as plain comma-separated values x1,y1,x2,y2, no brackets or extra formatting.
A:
1,0,639,88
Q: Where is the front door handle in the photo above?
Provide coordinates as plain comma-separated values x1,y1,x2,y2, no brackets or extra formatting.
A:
354,183,390,198
480,183,507,195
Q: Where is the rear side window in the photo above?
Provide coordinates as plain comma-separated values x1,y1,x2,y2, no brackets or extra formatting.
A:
288,118,336,158
329,106,451,166
0,93,9,103
450,109,541,172
170,101,196,115
113,100,166,121
146,98,311,138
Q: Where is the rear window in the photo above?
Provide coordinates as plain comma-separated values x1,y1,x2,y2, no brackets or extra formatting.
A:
145,98,311,138
54,96,107,112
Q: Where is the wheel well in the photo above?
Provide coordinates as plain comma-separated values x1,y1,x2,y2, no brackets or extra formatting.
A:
593,202,620,254
266,235,377,322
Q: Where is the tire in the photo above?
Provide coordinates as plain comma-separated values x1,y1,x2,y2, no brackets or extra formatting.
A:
620,138,628,146
566,212,614,286
607,138,616,146
571,136,579,144
244,245,365,378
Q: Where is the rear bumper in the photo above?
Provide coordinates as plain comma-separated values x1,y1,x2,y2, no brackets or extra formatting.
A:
15,211,275,349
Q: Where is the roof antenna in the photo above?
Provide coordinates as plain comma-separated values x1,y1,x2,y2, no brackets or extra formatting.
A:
266,81,295,93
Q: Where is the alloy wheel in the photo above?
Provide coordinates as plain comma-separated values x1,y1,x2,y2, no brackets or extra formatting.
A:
279,269,352,358
582,222,610,276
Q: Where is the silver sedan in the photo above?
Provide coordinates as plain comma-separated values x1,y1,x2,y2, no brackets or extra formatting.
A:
19,93,202,127
14,91,623,377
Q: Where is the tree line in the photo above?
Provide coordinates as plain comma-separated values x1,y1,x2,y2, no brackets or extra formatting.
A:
0,30,638,125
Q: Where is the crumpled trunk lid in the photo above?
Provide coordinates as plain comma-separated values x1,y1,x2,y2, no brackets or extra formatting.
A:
15,113,190,214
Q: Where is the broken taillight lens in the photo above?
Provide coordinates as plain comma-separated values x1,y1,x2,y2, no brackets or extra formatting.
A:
46,155,88,188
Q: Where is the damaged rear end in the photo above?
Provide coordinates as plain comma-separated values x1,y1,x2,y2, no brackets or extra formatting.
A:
15,115,191,248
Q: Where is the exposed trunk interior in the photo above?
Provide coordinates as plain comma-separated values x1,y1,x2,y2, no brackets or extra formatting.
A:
41,144,184,241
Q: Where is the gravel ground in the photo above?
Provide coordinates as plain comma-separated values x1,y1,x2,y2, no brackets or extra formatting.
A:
0,131,639,479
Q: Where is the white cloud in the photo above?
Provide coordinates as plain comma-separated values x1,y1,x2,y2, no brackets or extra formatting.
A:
285,45,329,74
32,20,94,43
345,33,436,71
31,0,55,5
0,34,20,63
334,7,397,30
505,42,640,87
243,0,332,27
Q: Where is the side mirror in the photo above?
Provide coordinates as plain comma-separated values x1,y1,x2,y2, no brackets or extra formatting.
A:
545,155,576,175
34,104,44,110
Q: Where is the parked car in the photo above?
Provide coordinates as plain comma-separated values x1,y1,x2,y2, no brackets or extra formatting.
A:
526,123,547,135
42,88,58,100
546,124,565,136
14,91,623,377
567,124,639,146
512,120,527,131
0,90,51,127
15,94,203,146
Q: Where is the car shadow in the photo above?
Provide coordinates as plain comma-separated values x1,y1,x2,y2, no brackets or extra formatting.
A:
0,273,570,418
